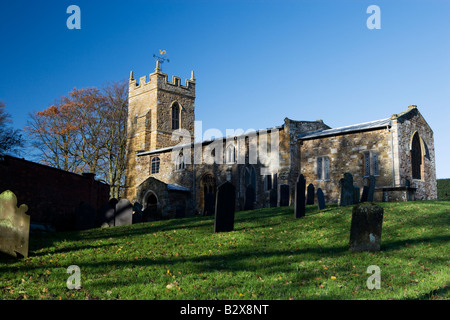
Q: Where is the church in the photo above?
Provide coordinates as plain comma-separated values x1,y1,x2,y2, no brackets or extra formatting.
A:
124,62,437,220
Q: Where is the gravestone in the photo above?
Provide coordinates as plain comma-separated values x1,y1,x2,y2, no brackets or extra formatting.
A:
294,174,306,218
306,183,315,205
339,173,354,206
317,188,326,210
0,190,30,258
244,184,255,210
214,181,235,233
115,199,133,226
269,188,277,208
353,186,360,204
132,202,143,224
279,184,290,207
367,175,376,202
75,202,96,230
360,186,369,202
349,202,384,252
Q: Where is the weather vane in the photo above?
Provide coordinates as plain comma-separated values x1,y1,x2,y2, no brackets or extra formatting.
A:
153,49,170,65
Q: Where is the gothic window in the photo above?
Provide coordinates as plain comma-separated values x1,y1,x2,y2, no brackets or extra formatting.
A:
176,152,185,171
363,151,379,177
226,144,236,164
151,156,160,174
411,133,422,180
245,166,256,188
264,174,272,191
172,102,180,130
317,156,330,180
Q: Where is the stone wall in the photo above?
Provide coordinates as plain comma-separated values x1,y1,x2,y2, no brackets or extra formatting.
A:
394,106,437,200
0,155,110,231
299,128,394,203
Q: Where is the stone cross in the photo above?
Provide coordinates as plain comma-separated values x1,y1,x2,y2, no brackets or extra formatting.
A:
294,174,306,218
0,190,30,258
214,181,236,233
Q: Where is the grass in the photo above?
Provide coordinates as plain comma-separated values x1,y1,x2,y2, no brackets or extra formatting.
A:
0,201,449,300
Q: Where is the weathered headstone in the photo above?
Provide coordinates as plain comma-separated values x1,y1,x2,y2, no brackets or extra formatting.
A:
339,173,354,206
75,202,96,230
244,184,255,210
349,202,384,252
306,183,315,205
353,186,360,204
269,188,277,208
214,181,235,233
360,186,369,202
0,190,30,258
294,174,306,218
317,188,326,210
367,175,376,202
279,184,289,207
115,199,133,226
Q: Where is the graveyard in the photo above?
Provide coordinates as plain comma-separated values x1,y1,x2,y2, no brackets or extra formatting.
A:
0,200,448,300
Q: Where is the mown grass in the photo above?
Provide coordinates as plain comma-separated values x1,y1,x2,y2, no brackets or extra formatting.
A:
437,179,450,201
0,201,449,300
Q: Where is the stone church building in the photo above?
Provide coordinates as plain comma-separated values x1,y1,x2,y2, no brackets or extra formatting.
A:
124,62,437,220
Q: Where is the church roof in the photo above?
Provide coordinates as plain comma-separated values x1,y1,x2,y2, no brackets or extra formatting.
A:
297,117,392,140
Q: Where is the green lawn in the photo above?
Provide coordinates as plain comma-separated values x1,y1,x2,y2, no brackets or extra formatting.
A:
437,179,450,201
1,201,449,300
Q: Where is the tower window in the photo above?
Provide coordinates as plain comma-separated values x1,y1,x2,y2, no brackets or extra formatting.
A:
172,102,180,130
411,133,422,180
151,156,160,174
176,152,185,171
226,144,237,164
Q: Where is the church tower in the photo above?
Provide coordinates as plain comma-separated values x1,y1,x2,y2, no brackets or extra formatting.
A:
124,61,196,201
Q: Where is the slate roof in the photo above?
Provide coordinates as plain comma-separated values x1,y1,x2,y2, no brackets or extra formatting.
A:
297,118,392,140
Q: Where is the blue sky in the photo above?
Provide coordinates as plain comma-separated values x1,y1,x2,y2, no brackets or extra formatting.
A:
0,0,449,178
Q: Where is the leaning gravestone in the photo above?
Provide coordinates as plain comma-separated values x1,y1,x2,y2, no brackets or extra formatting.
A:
269,188,277,208
367,175,376,202
0,190,30,258
339,173,354,206
349,202,384,252
317,188,326,210
306,183,315,205
279,184,290,207
360,186,369,203
294,174,306,218
214,181,235,233
244,184,255,210
115,199,133,226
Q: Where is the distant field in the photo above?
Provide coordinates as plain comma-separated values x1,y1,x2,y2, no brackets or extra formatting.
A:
1,201,448,300
437,178,450,201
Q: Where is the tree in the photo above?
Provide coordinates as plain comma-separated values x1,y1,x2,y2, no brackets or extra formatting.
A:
26,81,128,198
0,101,23,155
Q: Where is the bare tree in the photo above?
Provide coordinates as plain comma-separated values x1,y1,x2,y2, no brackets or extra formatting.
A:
0,101,24,156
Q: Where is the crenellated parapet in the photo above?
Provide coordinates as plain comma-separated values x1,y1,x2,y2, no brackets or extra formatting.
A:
129,61,195,99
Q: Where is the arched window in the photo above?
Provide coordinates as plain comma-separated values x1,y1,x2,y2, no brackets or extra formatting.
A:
172,102,180,130
411,133,422,180
176,151,185,171
151,156,160,174
226,144,236,164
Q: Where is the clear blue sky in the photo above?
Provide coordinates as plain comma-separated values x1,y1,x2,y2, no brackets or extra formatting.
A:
0,0,449,178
